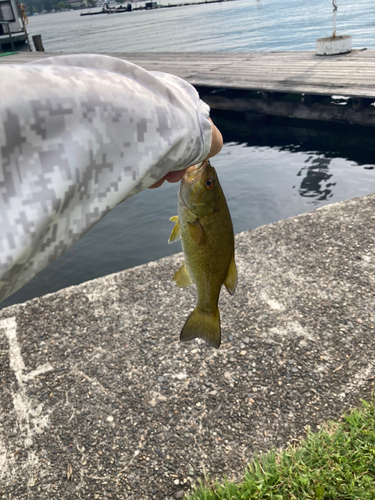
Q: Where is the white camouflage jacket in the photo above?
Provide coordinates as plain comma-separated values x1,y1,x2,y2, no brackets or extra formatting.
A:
0,54,212,302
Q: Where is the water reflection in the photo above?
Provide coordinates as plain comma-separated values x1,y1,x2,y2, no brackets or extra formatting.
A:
212,112,375,207
212,112,375,167
296,156,336,203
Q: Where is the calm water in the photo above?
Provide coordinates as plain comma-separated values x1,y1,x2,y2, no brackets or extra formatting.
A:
2,0,375,308
26,0,374,52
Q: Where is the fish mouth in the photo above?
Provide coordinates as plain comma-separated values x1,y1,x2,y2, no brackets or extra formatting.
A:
185,159,209,180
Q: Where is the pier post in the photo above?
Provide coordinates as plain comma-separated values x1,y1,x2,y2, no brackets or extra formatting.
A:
32,34,45,52
316,0,351,56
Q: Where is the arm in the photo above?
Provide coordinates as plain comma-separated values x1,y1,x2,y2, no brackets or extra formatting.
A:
0,54,214,302
149,118,223,188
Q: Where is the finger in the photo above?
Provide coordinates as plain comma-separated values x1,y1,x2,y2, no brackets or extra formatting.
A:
148,178,165,189
208,119,223,159
164,170,185,183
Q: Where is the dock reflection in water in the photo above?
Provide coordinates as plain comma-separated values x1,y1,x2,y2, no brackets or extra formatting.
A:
297,156,336,203
2,114,375,309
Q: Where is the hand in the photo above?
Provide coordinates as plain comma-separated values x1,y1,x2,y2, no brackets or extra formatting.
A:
149,118,223,189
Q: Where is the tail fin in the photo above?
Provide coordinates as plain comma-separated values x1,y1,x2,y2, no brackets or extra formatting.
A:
180,307,221,349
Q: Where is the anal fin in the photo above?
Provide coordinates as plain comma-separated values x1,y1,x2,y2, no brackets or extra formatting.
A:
173,262,193,288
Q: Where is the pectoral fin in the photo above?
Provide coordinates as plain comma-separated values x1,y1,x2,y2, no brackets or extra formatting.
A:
224,255,237,295
168,216,181,243
173,262,194,288
188,219,206,245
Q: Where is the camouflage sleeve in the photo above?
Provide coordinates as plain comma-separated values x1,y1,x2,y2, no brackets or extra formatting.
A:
0,54,212,302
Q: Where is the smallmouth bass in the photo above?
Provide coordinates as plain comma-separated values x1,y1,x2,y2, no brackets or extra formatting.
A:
169,160,237,348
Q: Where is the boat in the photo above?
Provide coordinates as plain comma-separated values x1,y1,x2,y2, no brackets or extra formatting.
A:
0,0,30,51
81,0,132,16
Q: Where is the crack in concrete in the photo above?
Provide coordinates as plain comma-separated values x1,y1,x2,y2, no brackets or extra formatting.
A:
0,317,54,484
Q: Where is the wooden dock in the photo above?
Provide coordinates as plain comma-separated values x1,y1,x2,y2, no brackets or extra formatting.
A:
4,50,375,126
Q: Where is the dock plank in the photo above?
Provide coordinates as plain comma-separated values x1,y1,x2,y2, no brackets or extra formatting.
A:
2,49,375,99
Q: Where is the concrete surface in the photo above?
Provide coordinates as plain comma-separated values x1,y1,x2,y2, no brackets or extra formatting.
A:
0,193,375,499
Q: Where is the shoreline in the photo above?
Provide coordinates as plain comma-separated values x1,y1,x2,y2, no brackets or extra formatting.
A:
80,0,234,16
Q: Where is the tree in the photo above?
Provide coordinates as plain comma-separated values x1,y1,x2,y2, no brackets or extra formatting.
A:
56,1,65,8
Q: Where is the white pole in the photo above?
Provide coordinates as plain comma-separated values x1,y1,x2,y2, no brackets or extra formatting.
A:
316,0,351,55
332,0,337,37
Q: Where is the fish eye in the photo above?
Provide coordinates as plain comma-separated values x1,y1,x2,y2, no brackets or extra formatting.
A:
205,178,214,189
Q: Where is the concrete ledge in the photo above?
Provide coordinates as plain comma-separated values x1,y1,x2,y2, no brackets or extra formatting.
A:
1,193,375,499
